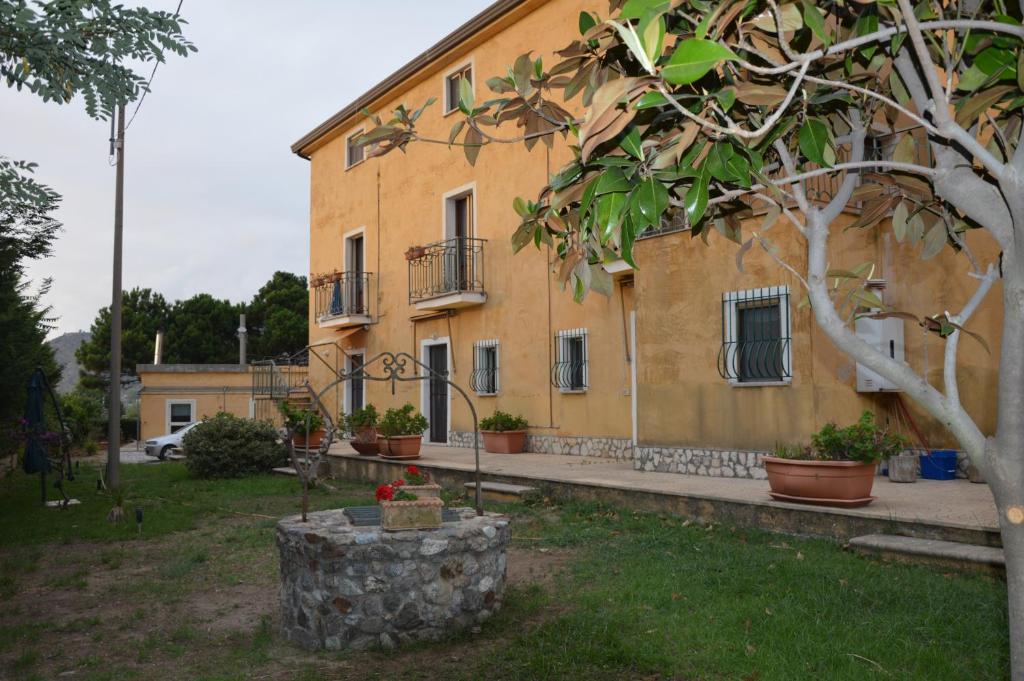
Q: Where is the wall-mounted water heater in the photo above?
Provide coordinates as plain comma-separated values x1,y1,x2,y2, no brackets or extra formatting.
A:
855,312,906,392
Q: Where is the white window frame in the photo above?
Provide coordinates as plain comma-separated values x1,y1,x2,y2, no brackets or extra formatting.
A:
472,339,500,396
556,328,589,394
443,60,474,115
166,399,196,434
722,285,792,387
345,128,365,169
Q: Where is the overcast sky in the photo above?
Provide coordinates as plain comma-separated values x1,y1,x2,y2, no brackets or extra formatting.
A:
5,0,494,337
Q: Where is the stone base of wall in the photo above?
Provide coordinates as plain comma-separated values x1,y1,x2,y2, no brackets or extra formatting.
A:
448,431,633,461
277,508,510,652
634,446,768,479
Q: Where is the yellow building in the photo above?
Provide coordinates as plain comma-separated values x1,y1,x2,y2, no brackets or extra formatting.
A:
137,364,254,441
290,0,1001,478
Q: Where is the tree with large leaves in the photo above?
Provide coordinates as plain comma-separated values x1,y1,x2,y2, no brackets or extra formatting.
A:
361,0,1024,671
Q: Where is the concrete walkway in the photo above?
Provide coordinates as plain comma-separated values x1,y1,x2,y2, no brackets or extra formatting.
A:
327,443,1000,543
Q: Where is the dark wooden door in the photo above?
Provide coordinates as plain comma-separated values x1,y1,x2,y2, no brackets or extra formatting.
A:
349,353,364,414
349,235,364,312
427,344,448,443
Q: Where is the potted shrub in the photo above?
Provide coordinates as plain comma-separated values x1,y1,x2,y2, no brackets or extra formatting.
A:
378,403,429,459
375,479,443,531
345,404,379,456
280,402,326,449
763,411,905,508
404,245,426,261
480,410,529,453
400,464,441,498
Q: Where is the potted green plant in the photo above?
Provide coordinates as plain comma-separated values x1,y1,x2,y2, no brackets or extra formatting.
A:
479,410,529,453
763,411,905,508
345,404,379,456
378,403,429,459
279,401,326,448
375,479,443,531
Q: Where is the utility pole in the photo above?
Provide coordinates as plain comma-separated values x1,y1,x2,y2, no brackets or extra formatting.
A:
106,103,126,489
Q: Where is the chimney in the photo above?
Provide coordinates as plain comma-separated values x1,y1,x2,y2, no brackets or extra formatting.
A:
153,329,164,365
237,314,247,365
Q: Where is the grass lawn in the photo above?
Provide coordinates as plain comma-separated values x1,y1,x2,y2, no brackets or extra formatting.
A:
0,461,1010,680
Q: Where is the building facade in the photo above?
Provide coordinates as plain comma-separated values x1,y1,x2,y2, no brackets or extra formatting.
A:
292,0,1002,477
137,364,253,441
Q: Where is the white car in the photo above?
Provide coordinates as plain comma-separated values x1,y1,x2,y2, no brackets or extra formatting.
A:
144,422,200,460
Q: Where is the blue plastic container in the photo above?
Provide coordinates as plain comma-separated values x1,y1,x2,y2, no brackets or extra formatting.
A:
920,450,958,480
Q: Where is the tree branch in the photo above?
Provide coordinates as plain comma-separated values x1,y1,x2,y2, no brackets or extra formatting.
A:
944,264,999,408
820,110,866,225
773,140,810,215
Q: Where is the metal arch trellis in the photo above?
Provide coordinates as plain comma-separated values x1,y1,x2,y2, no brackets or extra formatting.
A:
281,350,483,522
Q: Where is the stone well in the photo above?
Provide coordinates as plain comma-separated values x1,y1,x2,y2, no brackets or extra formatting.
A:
276,507,510,651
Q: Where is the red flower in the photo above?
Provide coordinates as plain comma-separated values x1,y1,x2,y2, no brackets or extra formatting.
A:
375,484,394,502
406,465,420,475
392,479,404,487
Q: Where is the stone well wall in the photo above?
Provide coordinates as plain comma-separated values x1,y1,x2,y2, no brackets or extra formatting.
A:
276,508,510,652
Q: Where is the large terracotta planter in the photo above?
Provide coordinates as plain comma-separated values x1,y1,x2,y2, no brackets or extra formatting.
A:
482,430,527,454
292,428,325,449
380,497,443,530
379,435,423,459
763,456,877,508
403,483,442,499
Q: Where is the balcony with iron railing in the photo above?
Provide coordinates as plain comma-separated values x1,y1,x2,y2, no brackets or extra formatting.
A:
407,237,486,310
313,272,373,328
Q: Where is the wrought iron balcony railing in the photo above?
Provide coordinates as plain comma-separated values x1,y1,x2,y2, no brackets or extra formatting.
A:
313,272,372,322
408,237,486,303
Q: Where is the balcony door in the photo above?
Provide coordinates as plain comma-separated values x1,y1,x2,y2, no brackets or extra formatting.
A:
344,232,365,315
444,190,473,293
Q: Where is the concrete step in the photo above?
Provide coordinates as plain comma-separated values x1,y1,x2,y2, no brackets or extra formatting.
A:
273,467,298,476
848,534,1004,572
166,453,186,461
464,481,538,503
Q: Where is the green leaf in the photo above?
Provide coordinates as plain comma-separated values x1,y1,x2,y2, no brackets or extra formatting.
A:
640,15,666,65
800,0,830,47
633,177,669,228
633,91,670,109
608,21,656,74
685,167,710,225
596,192,628,238
662,39,739,85
854,13,880,60
620,127,644,159
618,0,669,19
512,196,530,218
921,223,947,260
892,201,909,242
458,77,474,112
579,11,597,35
798,118,831,167
593,167,633,195
707,143,737,181
448,120,465,146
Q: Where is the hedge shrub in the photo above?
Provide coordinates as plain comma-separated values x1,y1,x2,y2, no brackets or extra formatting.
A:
183,412,287,478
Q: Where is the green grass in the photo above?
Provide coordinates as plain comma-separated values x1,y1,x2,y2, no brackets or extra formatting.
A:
0,463,1011,680
466,503,1009,680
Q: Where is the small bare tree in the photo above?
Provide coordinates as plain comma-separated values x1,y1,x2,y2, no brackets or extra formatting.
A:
280,386,335,522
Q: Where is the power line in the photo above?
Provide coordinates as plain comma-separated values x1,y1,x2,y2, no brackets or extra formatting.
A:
125,0,184,130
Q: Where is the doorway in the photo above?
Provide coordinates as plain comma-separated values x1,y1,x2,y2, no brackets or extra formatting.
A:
344,232,365,314
444,189,473,292
422,341,449,444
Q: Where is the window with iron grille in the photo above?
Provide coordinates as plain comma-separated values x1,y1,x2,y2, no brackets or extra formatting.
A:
552,329,588,392
717,286,791,384
445,64,472,114
471,340,499,395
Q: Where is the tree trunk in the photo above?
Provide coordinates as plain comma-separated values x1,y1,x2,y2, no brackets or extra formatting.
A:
988,466,1024,677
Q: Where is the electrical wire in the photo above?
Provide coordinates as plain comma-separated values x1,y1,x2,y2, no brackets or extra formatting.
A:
124,0,184,130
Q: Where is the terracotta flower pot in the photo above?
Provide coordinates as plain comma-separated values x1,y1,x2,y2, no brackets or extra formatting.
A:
380,497,443,531
350,440,379,456
403,483,441,498
763,456,878,508
292,428,325,449
379,435,423,459
482,430,527,454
